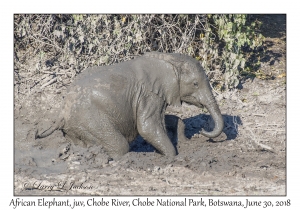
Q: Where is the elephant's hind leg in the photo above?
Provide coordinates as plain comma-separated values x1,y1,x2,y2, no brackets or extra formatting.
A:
64,123,129,160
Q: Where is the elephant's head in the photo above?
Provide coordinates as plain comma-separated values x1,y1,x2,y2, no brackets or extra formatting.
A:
144,52,224,138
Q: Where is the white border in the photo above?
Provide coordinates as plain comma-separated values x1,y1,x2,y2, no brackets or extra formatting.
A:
3,0,298,209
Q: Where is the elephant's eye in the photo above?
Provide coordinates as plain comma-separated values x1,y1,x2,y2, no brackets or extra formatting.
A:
193,82,199,87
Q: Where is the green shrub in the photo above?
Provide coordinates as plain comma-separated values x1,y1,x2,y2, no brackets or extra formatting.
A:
14,14,264,96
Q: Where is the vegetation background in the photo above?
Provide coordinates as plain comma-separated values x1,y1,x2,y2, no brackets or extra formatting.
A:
14,14,265,107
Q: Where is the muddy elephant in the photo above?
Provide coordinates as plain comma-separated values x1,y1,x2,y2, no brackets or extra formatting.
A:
36,52,224,159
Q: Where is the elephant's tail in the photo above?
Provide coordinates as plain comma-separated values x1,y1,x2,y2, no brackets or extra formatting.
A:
35,118,65,139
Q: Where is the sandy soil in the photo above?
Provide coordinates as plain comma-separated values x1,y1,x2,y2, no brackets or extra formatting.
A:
14,15,286,196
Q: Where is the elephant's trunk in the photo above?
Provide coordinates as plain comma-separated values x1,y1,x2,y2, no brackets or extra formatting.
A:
200,93,224,138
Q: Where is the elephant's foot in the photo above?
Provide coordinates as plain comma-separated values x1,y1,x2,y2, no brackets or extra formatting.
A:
144,136,177,157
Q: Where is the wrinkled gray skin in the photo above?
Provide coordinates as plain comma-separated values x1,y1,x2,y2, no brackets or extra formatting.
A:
36,52,224,159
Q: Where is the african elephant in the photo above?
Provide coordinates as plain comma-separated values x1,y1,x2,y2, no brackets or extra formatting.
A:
36,52,224,159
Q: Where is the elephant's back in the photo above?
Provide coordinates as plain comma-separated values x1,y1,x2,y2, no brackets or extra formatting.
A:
62,63,137,125
71,64,136,93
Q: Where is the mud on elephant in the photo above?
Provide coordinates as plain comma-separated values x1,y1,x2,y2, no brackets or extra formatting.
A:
36,52,224,159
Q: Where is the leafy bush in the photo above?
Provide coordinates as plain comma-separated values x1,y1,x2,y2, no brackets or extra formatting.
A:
14,14,264,98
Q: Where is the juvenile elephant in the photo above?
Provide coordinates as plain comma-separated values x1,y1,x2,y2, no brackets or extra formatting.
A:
36,52,224,159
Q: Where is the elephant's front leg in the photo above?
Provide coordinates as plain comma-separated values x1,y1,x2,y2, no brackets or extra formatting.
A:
136,94,176,157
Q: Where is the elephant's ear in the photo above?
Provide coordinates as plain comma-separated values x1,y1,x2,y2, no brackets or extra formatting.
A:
144,52,187,78
143,52,182,107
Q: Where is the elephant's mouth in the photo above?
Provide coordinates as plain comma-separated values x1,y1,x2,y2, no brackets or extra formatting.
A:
181,96,204,108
